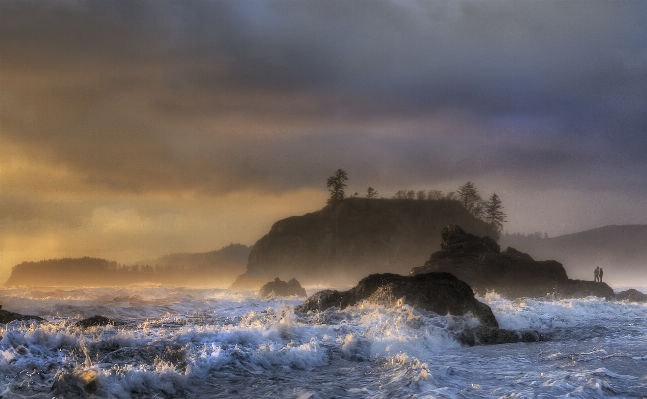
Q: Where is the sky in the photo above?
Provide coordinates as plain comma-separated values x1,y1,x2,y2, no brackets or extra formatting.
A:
1,0,646,282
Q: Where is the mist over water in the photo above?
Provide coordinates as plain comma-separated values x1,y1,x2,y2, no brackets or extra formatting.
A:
1,285,646,398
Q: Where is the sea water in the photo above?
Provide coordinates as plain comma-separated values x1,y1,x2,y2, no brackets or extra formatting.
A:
1,285,646,398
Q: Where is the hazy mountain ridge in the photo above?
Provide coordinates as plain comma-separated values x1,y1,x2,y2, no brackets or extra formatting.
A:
232,197,499,288
135,243,251,269
500,225,647,283
5,244,251,287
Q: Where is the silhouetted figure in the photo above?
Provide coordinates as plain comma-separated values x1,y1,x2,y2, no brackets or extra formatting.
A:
594,266,600,282
599,268,603,283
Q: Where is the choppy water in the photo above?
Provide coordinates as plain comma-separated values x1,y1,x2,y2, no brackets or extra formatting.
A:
1,285,646,398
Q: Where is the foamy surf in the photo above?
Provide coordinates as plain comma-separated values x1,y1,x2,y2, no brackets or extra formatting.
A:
1,285,646,398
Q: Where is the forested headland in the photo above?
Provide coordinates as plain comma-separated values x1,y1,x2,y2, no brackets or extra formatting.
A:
5,244,250,287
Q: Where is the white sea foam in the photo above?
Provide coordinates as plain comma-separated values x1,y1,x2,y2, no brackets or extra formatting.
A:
1,285,646,398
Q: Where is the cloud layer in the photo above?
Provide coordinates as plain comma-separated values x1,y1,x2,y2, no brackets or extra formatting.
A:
1,0,646,276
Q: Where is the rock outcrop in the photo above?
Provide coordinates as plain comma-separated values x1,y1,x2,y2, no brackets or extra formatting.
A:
75,315,120,328
232,198,498,289
298,272,498,327
0,305,44,324
616,289,647,302
259,278,307,298
410,225,615,299
297,272,542,346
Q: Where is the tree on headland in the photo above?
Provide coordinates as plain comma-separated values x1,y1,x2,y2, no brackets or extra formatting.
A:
427,190,443,200
485,193,507,231
326,169,348,204
457,182,482,213
445,191,457,200
366,187,379,198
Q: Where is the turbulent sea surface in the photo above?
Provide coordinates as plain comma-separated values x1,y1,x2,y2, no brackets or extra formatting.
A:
1,284,646,398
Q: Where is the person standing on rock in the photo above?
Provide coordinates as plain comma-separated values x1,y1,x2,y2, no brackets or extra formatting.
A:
594,266,600,282
599,268,603,283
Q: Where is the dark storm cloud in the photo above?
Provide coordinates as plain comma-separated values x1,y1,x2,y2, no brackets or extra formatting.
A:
1,0,646,195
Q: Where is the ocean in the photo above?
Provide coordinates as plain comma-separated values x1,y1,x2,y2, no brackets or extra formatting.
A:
1,285,646,398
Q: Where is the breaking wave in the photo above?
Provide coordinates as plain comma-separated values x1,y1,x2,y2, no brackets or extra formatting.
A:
1,285,646,398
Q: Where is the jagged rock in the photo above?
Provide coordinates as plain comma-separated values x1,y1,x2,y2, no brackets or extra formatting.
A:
616,289,647,302
259,277,307,298
297,272,499,328
411,225,614,299
75,315,119,328
0,306,44,324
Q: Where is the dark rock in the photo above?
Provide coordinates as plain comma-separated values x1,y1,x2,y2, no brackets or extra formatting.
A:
297,272,499,328
410,225,614,299
0,306,44,324
75,315,119,328
51,369,99,398
259,277,307,298
231,198,499,289
458,326,544,346
616,289,647,302
297,272,545,346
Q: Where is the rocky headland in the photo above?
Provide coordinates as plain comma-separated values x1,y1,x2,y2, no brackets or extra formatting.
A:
232,198,497,289
410,225,615,299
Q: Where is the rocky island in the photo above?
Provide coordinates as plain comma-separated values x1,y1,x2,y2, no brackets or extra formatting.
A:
410,225,615,299
232,198,497,289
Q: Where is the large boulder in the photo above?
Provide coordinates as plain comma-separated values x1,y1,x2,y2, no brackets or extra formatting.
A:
0,305,44,324
298,272,499,328
297,272,543,346
410,225,615,299
259,278,307,298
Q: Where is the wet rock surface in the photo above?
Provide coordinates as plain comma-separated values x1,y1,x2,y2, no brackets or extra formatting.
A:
458,326,545,346
259,277,307,298
410,225,615,299
0,305,44,324
297,272,499,328
297,272,544,346
51,369,99,398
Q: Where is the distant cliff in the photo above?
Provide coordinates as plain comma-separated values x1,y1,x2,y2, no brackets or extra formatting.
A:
500,225,647,283
5,244,250,287
232,198,498,288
